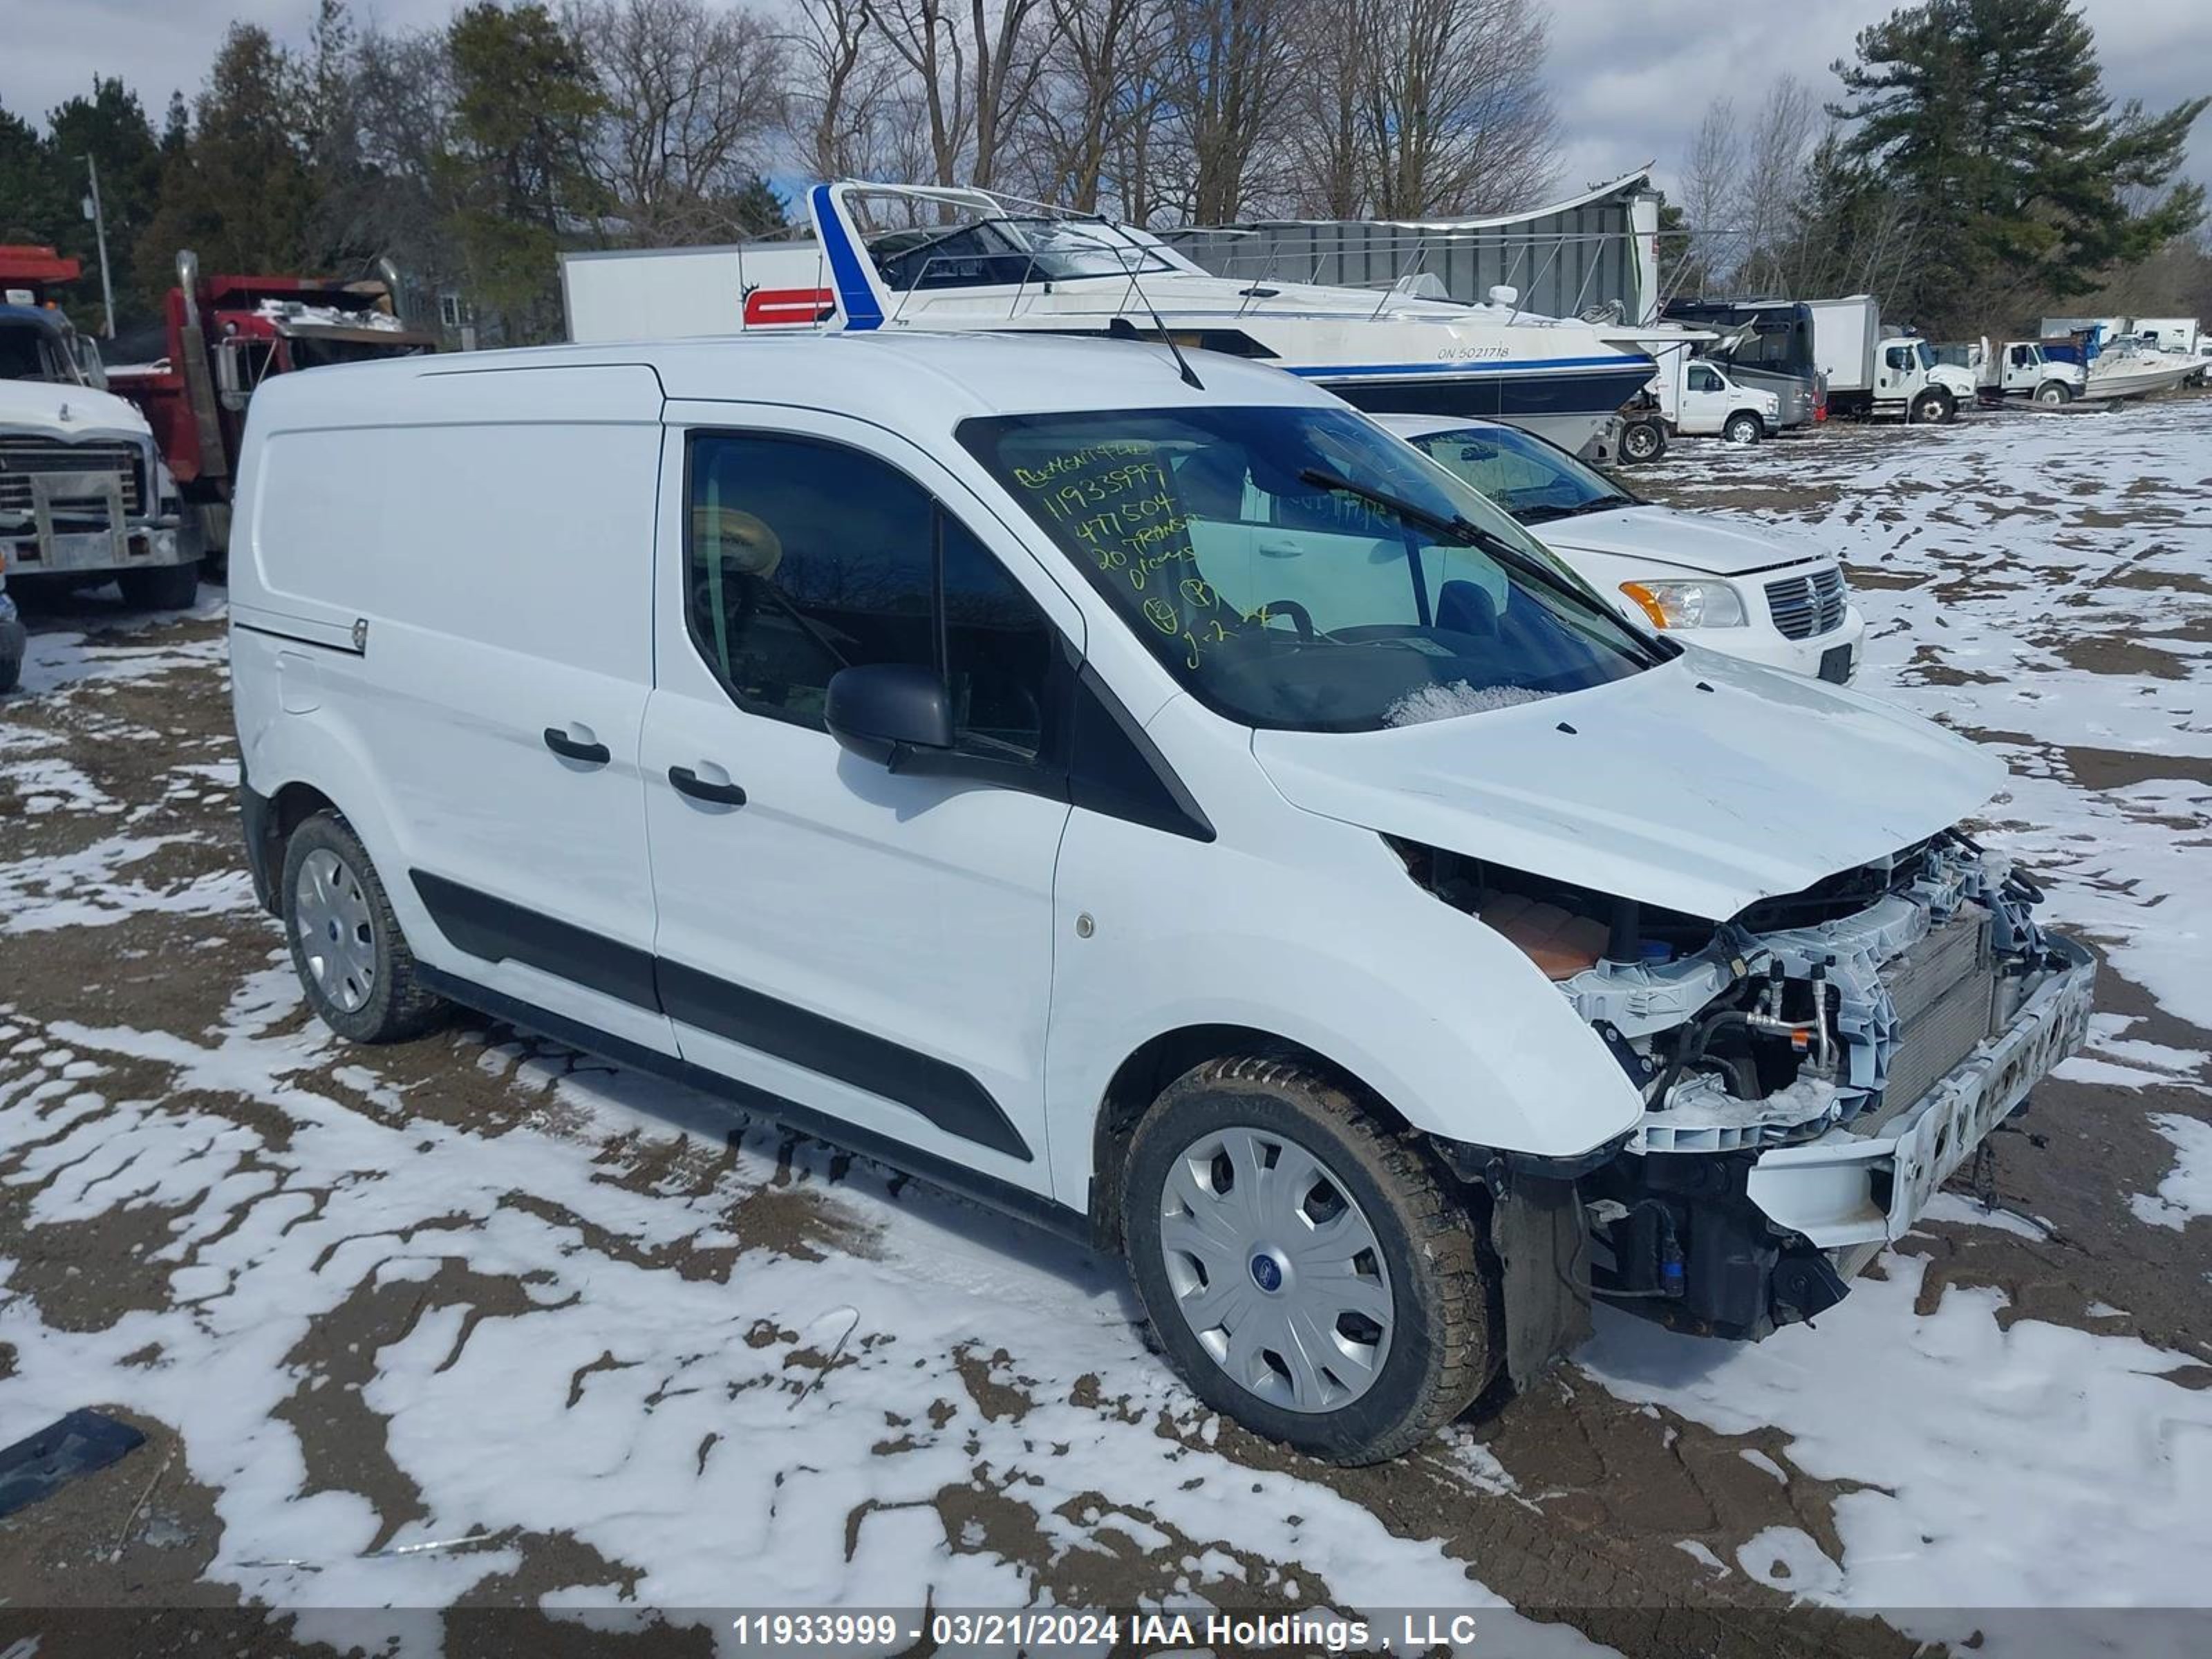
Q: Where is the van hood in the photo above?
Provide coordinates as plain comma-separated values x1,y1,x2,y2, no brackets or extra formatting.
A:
0,376,153,443
1250,649,2005,920
1537,503,1829,577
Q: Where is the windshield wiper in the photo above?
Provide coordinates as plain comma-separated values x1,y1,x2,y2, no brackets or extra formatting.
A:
1550,494,1635,517
1297,467,1667,666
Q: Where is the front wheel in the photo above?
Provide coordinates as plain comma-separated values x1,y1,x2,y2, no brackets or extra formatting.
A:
281,811,449,1043
1722,411,1764,446
2034,380,2072,406
118,560,199,610
1911,388,1956,425
1620,418,1667,464
1123,1057,1499,1464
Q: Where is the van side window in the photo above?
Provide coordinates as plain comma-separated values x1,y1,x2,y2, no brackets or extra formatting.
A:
1687,364,1719,392
686,433,1054,762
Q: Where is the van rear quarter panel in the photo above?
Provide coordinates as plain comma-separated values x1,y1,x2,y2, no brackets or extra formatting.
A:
233,362,674,1053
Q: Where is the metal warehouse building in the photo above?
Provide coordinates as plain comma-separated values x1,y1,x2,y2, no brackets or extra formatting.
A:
1159,167,1662,325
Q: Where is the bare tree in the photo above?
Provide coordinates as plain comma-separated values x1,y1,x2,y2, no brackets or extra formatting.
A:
861,0,1049,189
1029,0,1176,212
1162,0,1300,223
1736,74,1816,292
1676,92,1743,294
573,0,785,244
1356,0,1556,218
784,0,935,184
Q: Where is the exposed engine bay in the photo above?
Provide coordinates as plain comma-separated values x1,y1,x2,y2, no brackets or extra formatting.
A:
1397,830,2097,1351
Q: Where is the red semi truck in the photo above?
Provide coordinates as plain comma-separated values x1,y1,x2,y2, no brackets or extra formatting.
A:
106,252,438,570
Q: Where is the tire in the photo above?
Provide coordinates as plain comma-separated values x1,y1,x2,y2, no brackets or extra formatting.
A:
281,811,449,1043
2034,380,2071,406
1620,419,1667,464
118,560,200,610
1911,388,1955,425
0,653,19,696
1721,411,1763,446
1122,1056,1499,1464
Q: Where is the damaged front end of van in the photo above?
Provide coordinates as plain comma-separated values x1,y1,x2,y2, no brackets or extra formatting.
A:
1400,827,2094,1362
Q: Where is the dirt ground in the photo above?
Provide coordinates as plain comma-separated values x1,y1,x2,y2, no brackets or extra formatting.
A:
2,395,2209,1659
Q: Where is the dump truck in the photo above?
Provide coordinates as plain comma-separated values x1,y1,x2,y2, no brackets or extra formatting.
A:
104,252,438,573
2,245,197,608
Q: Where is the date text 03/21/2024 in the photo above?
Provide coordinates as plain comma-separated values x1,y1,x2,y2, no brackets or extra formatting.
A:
727,1611,1490,1649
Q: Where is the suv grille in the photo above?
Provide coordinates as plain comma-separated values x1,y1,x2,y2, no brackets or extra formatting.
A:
1763,565,1847,639
0,438,145,521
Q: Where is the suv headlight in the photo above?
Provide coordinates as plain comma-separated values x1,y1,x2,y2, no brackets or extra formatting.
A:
1620,579,1747,629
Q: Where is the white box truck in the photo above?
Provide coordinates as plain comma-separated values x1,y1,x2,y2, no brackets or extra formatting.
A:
1808,296,1960,424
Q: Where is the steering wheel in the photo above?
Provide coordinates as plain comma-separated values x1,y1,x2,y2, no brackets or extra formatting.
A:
1259,599,1318,640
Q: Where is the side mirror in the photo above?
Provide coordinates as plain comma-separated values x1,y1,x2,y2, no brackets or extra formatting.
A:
824,663,953,767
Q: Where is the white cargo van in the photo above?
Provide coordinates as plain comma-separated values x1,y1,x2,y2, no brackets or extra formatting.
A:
229,333,2094,1463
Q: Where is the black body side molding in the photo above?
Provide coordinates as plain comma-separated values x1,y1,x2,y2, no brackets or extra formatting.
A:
413,964,1087,1245
409,870,1033,1163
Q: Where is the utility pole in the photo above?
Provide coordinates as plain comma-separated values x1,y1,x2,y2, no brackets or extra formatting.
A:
81,153,116,338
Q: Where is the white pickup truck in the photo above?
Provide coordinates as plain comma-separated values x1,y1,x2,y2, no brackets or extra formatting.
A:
1941,338,2084,404
1620,346,1781,460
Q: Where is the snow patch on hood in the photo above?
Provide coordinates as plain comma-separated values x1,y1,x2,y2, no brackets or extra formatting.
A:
1385,682,1556,726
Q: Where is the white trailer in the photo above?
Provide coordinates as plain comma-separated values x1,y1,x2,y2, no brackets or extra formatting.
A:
1808,295,1958,423
560,242,835,341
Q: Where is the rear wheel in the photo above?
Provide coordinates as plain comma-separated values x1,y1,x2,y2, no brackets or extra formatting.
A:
1620,418,1667,464
281,811,449,1043
1123,1056,1498,1464
118,560,200,610
1721,411,1763,446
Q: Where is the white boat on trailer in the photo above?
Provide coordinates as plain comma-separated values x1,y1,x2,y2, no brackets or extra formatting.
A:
2081,343,2200,401
561,182,1658,460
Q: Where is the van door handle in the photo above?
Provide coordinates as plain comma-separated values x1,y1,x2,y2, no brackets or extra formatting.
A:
543,727,611,765
668,765,747,807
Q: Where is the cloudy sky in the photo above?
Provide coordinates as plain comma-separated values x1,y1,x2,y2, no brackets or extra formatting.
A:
4,0,2209,208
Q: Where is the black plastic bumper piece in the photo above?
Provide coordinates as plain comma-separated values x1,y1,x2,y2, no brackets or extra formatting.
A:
239,782,281,916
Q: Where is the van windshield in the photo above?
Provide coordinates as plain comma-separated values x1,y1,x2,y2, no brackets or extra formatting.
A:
959,406,1662,732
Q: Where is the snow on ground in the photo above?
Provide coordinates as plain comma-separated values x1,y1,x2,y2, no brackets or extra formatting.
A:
1,402,2209,1657
2134,1114,2212,1232
1610,400,2212,1652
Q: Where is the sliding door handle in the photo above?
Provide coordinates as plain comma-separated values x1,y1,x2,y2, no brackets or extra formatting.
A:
543,727,610,765
669,765,747,807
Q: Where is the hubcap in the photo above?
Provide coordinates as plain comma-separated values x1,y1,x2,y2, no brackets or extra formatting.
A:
1157,1127,1394,1414
293,848,377,1014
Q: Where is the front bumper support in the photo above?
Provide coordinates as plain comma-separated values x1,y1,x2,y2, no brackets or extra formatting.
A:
1745,934,2096,1249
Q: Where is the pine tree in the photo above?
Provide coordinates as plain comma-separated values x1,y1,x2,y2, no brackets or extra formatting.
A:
46,78,162,326
0,100,69,247
1832,0,2207,331
439,3,607,344
727,175,789,237
135,26,315,295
